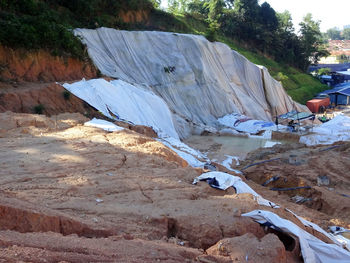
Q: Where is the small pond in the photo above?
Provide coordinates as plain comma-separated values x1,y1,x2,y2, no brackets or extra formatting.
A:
184,135,288,163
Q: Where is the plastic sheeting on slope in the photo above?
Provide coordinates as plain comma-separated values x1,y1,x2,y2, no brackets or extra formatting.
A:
193,172,279,208
242,210,350,263
85,118,124,132
329,226,350,251
286,208,342,248
74,28,308,138
63,78,179,139
300,114,350,146
157,136,207,168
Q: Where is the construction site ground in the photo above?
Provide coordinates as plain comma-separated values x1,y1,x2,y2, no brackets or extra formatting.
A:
0,81,349,262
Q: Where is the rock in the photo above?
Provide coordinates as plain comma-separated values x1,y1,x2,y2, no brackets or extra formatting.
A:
206,233,287,263
317,175,330,186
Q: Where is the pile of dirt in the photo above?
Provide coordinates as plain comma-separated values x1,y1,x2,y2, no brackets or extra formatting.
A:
3,112,344,262
0,45,96,82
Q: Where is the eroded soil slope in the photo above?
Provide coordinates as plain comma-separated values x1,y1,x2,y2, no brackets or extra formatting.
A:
241,143,350,229
0,112,347,262
0,46,96,82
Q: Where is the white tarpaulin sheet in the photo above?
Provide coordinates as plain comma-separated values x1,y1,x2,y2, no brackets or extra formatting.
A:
63,78,179,139
193,172,279,208
84,118,124,132
242,210,350,263
300,114,350,146
74,28,308,138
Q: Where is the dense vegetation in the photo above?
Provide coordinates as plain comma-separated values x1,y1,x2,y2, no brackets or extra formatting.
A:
0,0,328,103
0,0,157,58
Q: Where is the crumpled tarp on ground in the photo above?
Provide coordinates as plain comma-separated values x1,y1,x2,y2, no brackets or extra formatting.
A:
74,28,307,138
193,171,279,208
218,113,280,134
300,114,350,146
242,210,350,263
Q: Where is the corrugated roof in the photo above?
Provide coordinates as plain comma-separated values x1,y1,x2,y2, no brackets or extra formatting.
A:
336,87,350,96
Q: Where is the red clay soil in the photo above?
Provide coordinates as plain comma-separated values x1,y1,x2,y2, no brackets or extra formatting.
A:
0,82,101,117
0,112,346,262
0,45,96,82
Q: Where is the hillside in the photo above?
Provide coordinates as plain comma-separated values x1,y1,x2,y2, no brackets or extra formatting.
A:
0,0,328,104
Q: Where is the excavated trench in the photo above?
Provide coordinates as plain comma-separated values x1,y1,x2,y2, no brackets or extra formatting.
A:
240,142,350,226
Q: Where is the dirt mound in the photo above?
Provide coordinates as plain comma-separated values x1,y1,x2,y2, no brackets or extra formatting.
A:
0,46,96,82
206,233,289,263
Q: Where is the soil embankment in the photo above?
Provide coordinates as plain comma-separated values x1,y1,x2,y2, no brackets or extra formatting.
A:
0,45,96,82
0,82,99,117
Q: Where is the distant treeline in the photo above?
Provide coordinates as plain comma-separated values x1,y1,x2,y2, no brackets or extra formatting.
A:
167,0,329,70
0,0,329,71
324,27,350,40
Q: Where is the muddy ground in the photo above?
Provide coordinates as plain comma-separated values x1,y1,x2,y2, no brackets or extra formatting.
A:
0,111,349,262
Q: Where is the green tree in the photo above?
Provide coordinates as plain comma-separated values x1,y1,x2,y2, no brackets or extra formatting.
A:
207,0,225,23
232,0,260,40
317,67,331,76
326,27,342,40
299,13,329,69
150,0,161,8
343,28,350,40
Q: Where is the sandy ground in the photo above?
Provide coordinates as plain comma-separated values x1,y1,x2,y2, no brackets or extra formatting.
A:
0,112,348,262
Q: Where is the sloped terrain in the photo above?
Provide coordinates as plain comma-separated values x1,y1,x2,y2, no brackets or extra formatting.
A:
74,28,307,138
1,112,348,262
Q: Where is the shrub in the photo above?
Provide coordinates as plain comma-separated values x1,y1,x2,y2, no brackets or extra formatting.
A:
33,104,45,114
62,90,71,100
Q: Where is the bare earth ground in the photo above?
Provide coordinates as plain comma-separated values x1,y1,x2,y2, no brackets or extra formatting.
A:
0,111,349,262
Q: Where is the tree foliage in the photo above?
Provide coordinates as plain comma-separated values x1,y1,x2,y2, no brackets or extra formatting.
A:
299,14,329,70
0,0,156,58
172,0,330,70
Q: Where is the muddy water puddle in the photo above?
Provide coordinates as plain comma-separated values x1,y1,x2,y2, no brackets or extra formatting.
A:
184,135,287,163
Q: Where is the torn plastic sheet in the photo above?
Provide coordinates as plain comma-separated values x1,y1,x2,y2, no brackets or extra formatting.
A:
242,210,350,263
63,78,179,139
84,118,124,132
286,209,342,247
193,172,279,208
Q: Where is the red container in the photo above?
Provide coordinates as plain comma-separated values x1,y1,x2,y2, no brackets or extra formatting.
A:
306,98,330,113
